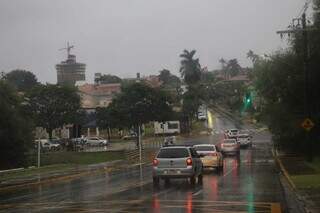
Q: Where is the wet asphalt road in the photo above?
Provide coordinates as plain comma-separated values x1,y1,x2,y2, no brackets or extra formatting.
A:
0,115,285,213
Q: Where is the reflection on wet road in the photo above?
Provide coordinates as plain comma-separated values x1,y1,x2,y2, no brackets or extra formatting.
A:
0,115,283,213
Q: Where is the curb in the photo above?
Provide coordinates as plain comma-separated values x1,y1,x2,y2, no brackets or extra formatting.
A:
272,149,312,213
272,149,296,190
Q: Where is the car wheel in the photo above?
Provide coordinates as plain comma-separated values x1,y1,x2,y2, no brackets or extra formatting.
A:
198,174,203,184
153,177,160,186
219,164,224,172
99,142,104,146
164,178,170,185
190,176,196,185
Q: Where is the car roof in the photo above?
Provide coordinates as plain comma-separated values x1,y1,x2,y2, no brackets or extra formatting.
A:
193,144,216,147
238,134,250,136
160,146,190,149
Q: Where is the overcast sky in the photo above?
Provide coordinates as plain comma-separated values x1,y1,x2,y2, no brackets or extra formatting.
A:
0,0,305,83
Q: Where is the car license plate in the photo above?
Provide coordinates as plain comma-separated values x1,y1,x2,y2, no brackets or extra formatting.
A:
164,170,180,174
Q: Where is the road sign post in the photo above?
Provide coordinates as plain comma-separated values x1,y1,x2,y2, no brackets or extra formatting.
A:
37,138,41,168
35,128,42,168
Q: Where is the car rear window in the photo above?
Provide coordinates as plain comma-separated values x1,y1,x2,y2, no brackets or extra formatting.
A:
194,146,215,151
157,148,189,158
223,140,236,143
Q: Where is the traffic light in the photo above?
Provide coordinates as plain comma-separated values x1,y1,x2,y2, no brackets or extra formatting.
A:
245,93,252,105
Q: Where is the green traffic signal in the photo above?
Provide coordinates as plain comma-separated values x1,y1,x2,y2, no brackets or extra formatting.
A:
245,92,252,105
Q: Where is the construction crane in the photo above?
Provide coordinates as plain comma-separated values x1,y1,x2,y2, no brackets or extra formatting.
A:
59,42,74,58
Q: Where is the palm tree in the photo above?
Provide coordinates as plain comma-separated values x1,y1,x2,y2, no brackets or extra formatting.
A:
226,59,241,77
219,58,227,79
247,50,260,65
179,50,201,85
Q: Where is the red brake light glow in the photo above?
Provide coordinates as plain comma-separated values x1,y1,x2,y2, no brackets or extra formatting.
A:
186,157,192,166
153,159,159,166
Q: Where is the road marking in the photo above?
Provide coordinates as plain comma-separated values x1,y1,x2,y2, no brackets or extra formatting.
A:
192,189,203,196
223,167,235,177
271,203,281,213
0,200,281,213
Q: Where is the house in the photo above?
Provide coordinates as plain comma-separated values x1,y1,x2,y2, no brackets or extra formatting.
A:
77,83,121,137
78,83,121,108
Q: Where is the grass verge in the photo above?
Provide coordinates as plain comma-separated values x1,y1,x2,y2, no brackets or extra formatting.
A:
291,174,320,189
1,151,124,182
40,150,124,165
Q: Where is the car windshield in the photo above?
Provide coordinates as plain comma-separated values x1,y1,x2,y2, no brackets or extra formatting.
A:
157,148,189,158
238,135,249,138
194,146,215,151
223,140,236,144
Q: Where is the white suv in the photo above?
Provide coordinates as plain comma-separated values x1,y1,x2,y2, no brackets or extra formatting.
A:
85,137,108,146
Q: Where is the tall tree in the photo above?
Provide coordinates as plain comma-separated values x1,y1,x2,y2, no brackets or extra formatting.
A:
5,69,38,91
97,83,173,141
219,58,228,79
0,81,33,169
247,50,260,65
95,74,122,84
179,50,202,85
159,69,181,88
226,59,241,77
27,84,81,139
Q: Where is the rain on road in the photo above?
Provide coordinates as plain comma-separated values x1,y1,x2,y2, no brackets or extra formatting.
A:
0,115,284,213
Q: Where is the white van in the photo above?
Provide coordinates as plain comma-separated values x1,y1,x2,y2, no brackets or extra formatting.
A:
154,121,180,135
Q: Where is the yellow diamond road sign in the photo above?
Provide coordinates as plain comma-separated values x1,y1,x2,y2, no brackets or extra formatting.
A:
301,118,314,131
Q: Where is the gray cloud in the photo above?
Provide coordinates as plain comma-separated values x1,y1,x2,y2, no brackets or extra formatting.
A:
0,0,304,83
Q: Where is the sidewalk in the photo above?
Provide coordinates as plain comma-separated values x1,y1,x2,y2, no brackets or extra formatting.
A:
276,152,320,213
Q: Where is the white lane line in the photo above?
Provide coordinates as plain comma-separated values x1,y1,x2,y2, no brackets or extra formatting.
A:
222,166,236,177
192,189,203,196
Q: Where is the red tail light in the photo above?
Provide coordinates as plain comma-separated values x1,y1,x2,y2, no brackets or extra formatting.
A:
153,159,159,166
186,157,192,166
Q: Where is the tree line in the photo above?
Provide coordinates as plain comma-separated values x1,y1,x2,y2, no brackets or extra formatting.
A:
249,0,320,159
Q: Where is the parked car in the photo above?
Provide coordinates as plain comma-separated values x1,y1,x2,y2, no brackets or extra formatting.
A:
193,144,223,171
35,139,61,151
122,133,137,140
48,140,62,151
85,137,108,146
237,134,252,147
152,146,203,185
220,139,240,155
71,138,86,149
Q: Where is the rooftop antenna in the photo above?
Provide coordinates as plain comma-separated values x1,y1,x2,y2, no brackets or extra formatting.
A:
59,42,74,58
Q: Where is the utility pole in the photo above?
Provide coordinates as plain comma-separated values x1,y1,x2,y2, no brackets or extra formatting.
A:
277,11,314,161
